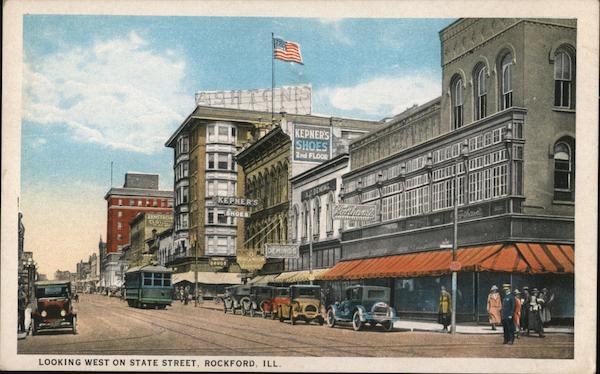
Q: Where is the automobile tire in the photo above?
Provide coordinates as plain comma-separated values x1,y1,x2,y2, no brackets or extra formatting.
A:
326,309,336,328
72,316,78,335
382,320,394,332
352,311,363,331
318,316,324,326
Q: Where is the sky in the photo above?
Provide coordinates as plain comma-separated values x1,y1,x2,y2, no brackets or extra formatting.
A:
21,15,454,277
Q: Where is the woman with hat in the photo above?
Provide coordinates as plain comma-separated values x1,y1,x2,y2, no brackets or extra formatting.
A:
520,287,530,335
486,285,502,331
527,288,545,337
513,289,522,338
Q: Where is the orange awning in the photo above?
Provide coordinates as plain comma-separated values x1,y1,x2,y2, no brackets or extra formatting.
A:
319,243,574,281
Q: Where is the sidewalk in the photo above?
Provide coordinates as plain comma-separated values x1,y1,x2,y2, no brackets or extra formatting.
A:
194,301,573,335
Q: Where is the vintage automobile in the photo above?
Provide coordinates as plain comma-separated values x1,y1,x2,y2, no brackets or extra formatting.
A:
278,285,324,325
263,287,290,320
124,264,173,309
326,285,398,331
222,285,252,315
244,285,275,317
31,280,77,335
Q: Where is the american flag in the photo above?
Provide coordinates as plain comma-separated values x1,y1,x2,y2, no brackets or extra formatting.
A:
273,37,303,64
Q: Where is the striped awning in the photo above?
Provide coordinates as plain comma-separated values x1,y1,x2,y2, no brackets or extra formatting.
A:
273,268,331,283
320,243,574,281
247,274,279,284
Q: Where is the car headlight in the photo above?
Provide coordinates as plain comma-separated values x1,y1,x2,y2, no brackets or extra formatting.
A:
60,309,67,317
41,310,47,317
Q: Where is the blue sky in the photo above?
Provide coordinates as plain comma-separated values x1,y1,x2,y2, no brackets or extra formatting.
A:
21,15,453,276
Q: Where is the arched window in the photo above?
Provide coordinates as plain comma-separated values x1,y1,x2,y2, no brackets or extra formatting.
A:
500,53,513,110
325,192,334,235
302,202,309,240
312,197,321,237
553,137,575,201
554,49,574,108
451,76,464,129
474,65,488,120
291,205,299,242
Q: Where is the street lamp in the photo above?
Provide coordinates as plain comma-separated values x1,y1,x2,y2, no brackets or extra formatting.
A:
450,140,469,334
376,171,384,222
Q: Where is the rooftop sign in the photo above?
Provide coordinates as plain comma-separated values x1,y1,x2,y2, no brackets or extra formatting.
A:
195,85,312,115
294,124,331,162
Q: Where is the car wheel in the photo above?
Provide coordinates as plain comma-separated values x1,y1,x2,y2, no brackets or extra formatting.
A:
72,316,78,335
382,320,394,332
352,311,363,331
326,309,336,328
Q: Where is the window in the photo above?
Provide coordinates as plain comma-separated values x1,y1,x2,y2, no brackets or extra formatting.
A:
500,53,513,110
117,211,123,218
312,198,321,237
553,137,575,201
325,193,334,234
474,65,488,120
129,199,135,206
207,154,215,169
205,235,235,256
292,205,299,242
138,200,143,206
452,77,464,129
117,222,122,230
218,154,228,170
554,49,574,108
118,199,123,206
302,202,309,239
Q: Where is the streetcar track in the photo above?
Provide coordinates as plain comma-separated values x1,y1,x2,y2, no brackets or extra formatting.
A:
84,298,324,357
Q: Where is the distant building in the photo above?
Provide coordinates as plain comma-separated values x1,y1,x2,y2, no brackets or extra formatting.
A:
104,172,174,254
54,270,72,281
127,212,173,267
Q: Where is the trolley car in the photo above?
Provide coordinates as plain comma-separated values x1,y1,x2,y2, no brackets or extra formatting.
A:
124,264,173,309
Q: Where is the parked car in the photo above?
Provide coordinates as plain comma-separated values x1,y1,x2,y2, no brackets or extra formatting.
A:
244,285,275,317
222,285,252,315
278,285,324,325
263,287,290,320
30,280,77,335
326,285,398,331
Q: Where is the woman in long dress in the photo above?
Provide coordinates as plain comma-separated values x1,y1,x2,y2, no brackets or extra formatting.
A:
438,286,451,332
486,285,502,330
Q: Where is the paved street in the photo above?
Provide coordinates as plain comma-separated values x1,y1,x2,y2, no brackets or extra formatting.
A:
18,294,573,358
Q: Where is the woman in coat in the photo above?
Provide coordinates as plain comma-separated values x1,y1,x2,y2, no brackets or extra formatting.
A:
513,289,522,338
487,285,502,330
438,286,451,332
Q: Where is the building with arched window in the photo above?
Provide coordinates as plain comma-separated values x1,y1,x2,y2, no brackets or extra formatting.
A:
321,18,575,323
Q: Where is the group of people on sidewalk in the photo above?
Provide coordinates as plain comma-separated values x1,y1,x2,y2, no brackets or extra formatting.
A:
437,283,554,342
175,285,203,305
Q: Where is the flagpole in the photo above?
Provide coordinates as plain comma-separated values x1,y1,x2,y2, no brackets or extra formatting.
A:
271,32,275,121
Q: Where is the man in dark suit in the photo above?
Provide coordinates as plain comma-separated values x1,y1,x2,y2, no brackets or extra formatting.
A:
501,284,516,345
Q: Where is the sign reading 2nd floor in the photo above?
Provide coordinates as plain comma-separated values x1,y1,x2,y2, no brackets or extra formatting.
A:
294,124,331,162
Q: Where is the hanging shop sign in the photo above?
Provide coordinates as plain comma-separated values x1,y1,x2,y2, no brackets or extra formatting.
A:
301,179,336,201
209,257,228,271
264,244,300,259
225,209,250,218
293,124,331,162
195,85,312,115
332,204,377,221
236,253,266,271
214,196,259,207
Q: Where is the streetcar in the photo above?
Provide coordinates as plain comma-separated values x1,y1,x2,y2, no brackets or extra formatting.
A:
124,264,173,309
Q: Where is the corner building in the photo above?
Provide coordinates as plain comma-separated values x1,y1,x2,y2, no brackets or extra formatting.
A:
320,18,575,323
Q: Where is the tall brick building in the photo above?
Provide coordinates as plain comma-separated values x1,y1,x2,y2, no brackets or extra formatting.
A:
104,172,174,254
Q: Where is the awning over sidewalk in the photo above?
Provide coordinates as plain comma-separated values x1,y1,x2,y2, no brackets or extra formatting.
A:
172,271,243,285
273,268,331,283
320,243,574,281
247,274,279,284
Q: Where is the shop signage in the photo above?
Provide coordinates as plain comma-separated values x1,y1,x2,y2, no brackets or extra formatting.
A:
458,206,484,220
264,244,300,259
236,253,266,271
293,124,331,162
332,204,377,221
209,257,228,270
225,209,250,218
449,261,462,272
301,179,336,201
195,85,312,115
215,196,259,207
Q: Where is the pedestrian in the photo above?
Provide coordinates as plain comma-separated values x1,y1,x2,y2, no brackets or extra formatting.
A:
183,286,190,305
520,287,530,335
501,284,516,345
437,286,451,332
527,288,545,337
486,285,502,331
18,285,27,334
179,287,184,303
513,289,522,339
539,287,554,327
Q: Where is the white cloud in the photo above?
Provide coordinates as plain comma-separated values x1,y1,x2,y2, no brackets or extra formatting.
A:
30,138,47,149
315,74,441,117
23,31,194,154
317,18,352,45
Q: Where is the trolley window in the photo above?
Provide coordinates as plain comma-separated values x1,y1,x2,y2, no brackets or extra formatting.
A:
143,273,152,286
153,273,162,286
163,274,171,286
